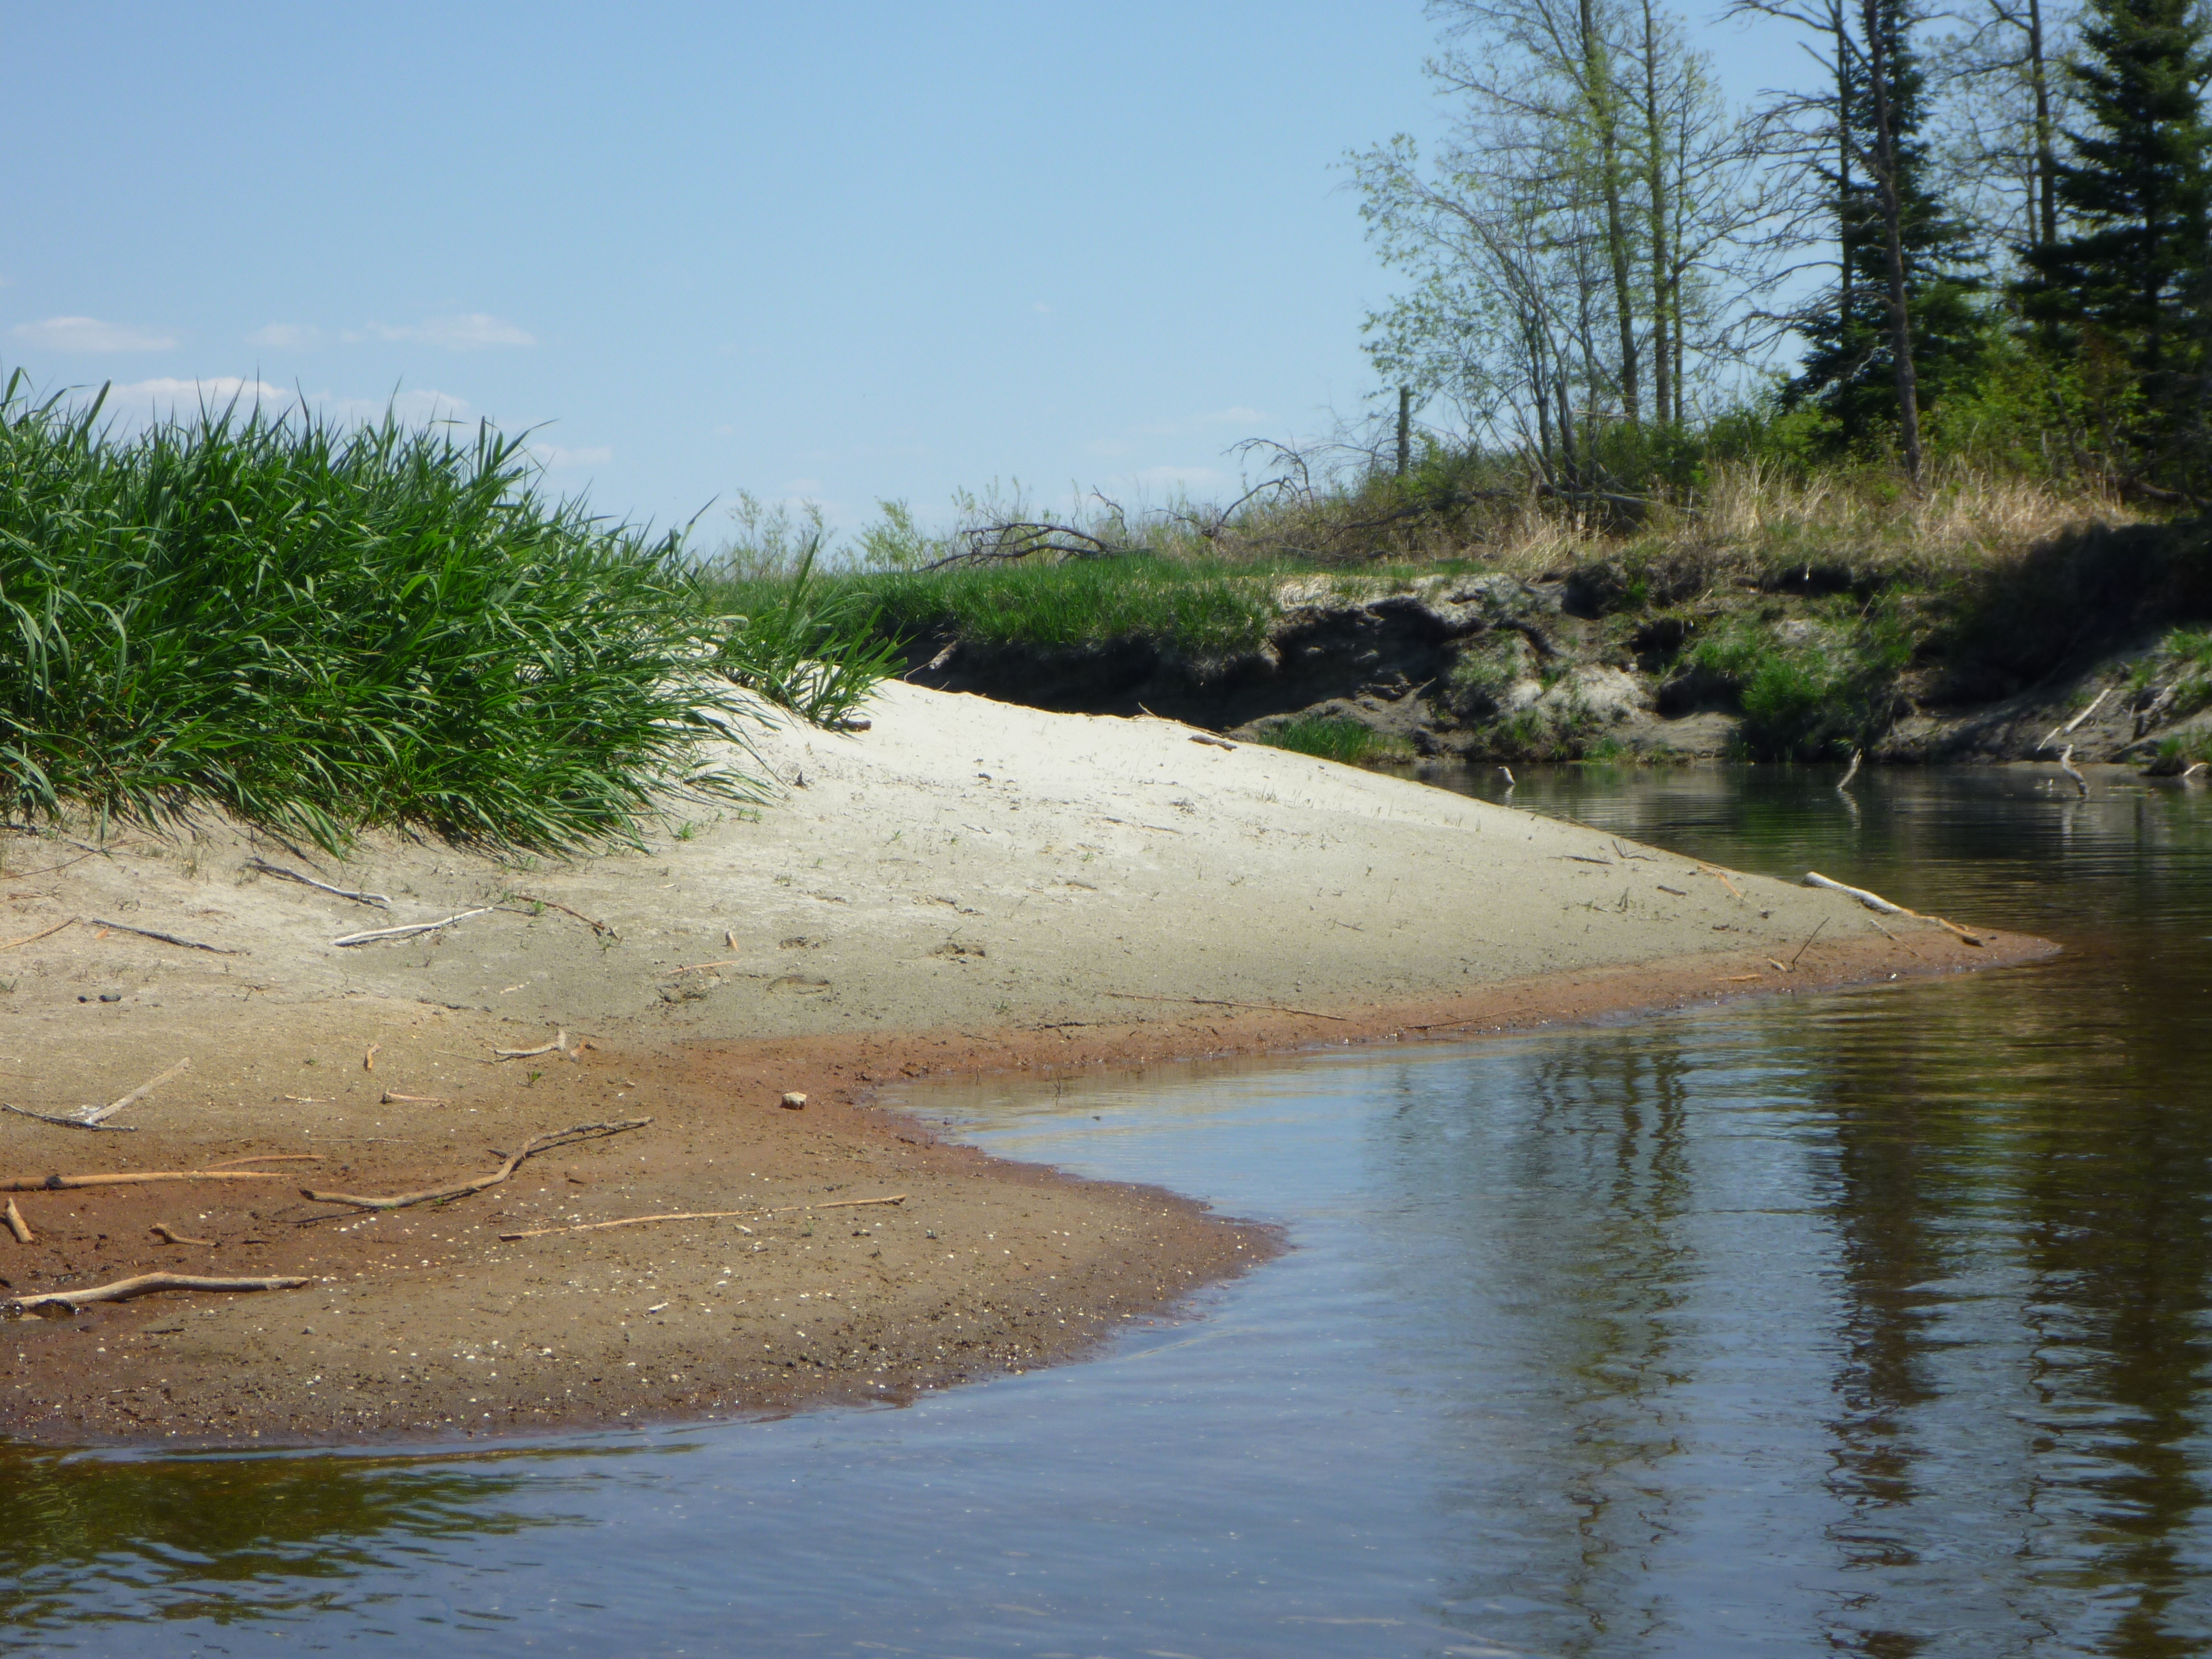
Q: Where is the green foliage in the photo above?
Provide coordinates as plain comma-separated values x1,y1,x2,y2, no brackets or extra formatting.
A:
0,377,759,851
1446,635,1532,717
1682,612,1912,758
852,556,1276,657
710,544,902,727
1255,715,1397,764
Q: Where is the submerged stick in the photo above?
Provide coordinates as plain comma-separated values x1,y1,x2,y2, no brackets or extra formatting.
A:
6,1272,307,1317
1837,749,1861,792
332,907,493,948
2058,744,2090,799
498,1193,907,1242
244,858,390,908
301,1117,651,1212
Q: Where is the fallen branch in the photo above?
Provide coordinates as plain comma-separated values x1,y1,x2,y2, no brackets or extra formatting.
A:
0,1170,293,1193
499,1193,907,1242
0,917,77,952
88,920,246,956
1837,750,1861,793
1103,990,1347,1021
332,907,493,948
380,1093,447,1105
2038,687,2112,752
84,1056,190,1126
2058,744,2090,799
507,894,617,938
206,1154,321,1168
0,1103,135,1132
1189,735,1237,751
4,1199,30,1243
244,858,390,908
1804,872,1984,946
6,1272,307,1318
673,959,743,975
300,1117,652,1212
152,1223,213,1246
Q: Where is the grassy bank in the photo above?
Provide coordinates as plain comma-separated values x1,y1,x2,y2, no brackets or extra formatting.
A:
0,380,889,850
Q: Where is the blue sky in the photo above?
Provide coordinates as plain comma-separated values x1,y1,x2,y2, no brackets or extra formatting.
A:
4,2,1802,545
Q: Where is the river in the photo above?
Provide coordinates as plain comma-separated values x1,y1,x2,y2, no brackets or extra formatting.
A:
5,764,2209,1656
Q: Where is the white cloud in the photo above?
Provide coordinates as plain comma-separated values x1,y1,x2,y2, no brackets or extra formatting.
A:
102,377,286,415
358,313,536,350
531,444,613,468
247,322,322,349
12,316,178,352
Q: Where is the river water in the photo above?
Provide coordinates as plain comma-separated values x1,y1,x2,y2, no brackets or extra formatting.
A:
6,765,2211,1657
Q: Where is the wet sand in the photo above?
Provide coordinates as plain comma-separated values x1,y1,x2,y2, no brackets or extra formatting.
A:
0,685,2047,1444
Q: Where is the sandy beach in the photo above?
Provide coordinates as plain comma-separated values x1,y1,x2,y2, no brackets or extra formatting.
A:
0,684,2047,1444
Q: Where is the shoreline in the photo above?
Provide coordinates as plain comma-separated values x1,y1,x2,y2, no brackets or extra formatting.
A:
0,681,2052,1449
0,923,2047,1451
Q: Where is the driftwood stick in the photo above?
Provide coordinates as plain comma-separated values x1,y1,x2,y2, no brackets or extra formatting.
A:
152,1223,213,1246
2038,687,2112,752
84,1056,190,1126
244,858,390,908
2058,744,2090,799
6,1272,308,1317
4,1199,31,1243
301,1117,652,1212
1805,872,1985,946
498,1193,907,1242
380,1092,447,1105
0,1103,135,1132
1837,749,1861,792
673,959,743,975
331,907,493,948
492,1030,570,1060
0,917,77,952
0,1170,292,1193
1102,991,1348,1021
205,1154,322,1168
88,920,246,956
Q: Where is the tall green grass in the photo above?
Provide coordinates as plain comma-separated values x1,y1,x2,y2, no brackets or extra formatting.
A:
854,557,1276,656
0,377,765,851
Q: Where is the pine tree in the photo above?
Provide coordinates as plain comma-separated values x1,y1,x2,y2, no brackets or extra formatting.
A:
1787,0,1991,450
2021,0,2212,480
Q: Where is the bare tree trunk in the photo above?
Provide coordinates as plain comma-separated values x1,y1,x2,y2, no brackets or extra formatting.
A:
2027,0,2058,248
1396,386,1413,475
1581,0,1643,424
1860,0,1924,482
1639,0,1673,425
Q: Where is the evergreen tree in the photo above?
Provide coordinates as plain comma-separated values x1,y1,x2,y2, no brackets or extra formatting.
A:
2021,0,2212,481
1787,0,1992,448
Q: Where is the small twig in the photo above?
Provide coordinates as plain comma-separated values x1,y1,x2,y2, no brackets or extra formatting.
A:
1562,854,1613,865
1611,839,1655,862
4,1199,30,1243
364,1043,380,1072
332,907,493,948
300,1117,652,1212
205,1154,322,1168
152,1223,213,1246
492,1029,570,1060
6,1272,307,1317
1102,991,1347,1021
244,858,390,908
499,1193,907,1242
5,851,97,879
84,1057,190,1126
0,917,77,952
507,894,617,938
380,1093,447,1105
0,1103,136,1133
673,959,742,975
1696,863,1744,899
1788,916,1830,969
88,920,246,956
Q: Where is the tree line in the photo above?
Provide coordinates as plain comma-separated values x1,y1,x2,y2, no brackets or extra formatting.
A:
1352,0,2212,499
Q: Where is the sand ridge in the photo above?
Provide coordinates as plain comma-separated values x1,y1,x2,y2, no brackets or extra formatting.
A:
0,684,2044,1444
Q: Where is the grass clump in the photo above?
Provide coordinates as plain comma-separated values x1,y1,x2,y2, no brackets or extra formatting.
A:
1255,715,1400,764
709,545,900,727
0,378,764,851
847,557,1275,658
1676,613,1911,759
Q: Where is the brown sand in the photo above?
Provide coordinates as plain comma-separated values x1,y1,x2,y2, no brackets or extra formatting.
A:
0,685,2049,1445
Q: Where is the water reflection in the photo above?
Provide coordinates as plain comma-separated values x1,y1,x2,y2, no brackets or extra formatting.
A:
4,766,2211,1657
